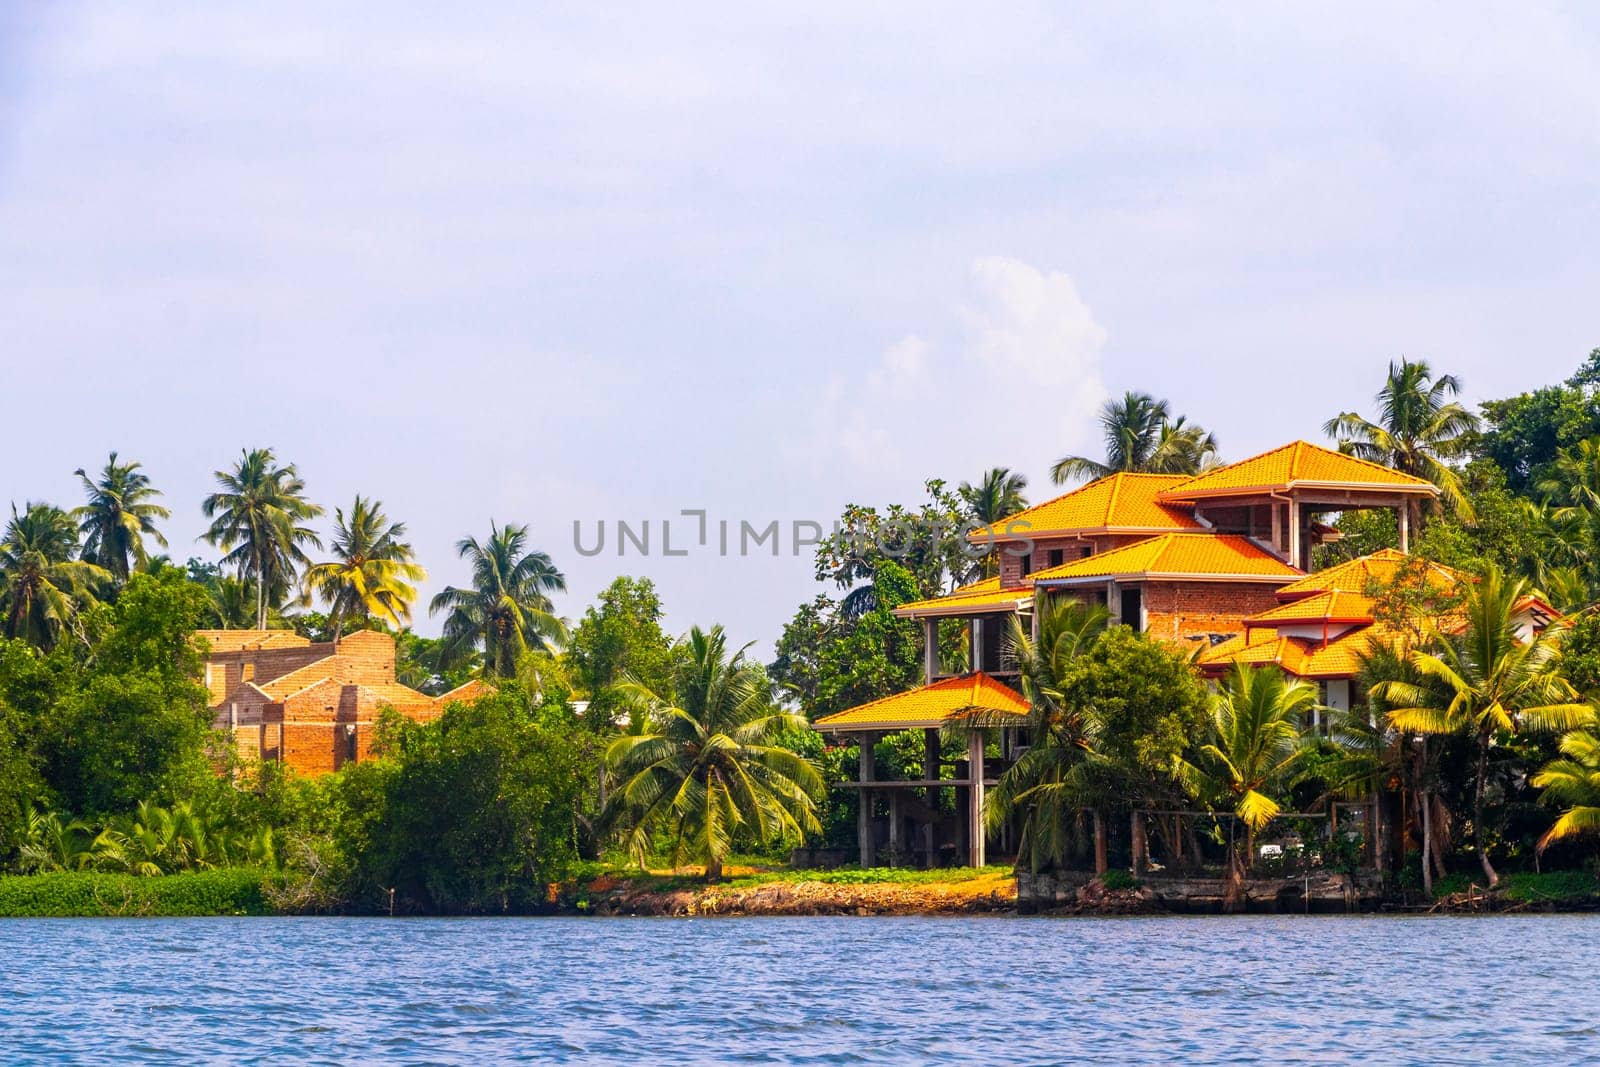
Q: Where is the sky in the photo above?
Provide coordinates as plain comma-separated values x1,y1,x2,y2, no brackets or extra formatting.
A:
2,3,1599,654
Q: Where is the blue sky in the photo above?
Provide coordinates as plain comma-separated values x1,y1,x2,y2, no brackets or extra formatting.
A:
2,3,1599,652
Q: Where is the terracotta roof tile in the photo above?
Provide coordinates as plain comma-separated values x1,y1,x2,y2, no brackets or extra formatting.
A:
1246,590,1376,628
812,672,1029,731
1275,548,1469,601
970,472,1201,541
1028,533,1302,583
1159,441,1439,500
892,577,1033,618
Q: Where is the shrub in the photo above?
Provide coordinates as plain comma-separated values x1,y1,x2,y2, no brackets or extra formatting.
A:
0,869,273,917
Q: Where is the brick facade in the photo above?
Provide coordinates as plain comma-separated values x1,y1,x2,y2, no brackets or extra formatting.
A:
198,629,484,777
1140,580,1285,644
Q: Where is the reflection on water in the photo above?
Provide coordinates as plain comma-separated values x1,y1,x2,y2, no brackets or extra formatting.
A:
2,915,1596,1064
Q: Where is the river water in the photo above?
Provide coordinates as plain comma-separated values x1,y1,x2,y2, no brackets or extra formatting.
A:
2,915,1596,1064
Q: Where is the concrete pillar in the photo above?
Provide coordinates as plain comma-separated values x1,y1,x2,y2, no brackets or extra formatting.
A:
967,728,986,868
923,617,938,683
857,732,876,868
888,791,902,865
1271,502,1283,557
970,617,984,673
1398,505,1410,553
924,728,940,867
1287,500,1301,570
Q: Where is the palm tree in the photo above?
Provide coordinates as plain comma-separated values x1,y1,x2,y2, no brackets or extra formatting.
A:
1324,358,1480,527
429,522,567,677
959,468,1029,580
1177,664,1315,877
1379,566,1594,887
601,625,823,880
302,496,427,642
985,600,1112,873
0,503,110,648
1532,729,1600,853
1051,392,1219,484
202,449,324,629
73,452,170,582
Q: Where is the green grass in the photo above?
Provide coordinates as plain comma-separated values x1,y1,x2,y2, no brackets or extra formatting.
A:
577,864,1012,895
0,870,275,917
1430,869,1599,905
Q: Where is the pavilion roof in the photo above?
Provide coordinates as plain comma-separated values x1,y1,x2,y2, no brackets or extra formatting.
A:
969,472,1200,541
1197,624,1396,679
812,672,1029,733
1027,533,1303,585
1158,441,1439,501
892,577,1032,619
1274,548,1469,601
1245,589,1376,629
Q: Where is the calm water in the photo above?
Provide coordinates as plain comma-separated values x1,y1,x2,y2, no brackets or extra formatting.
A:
2,915,1597,1064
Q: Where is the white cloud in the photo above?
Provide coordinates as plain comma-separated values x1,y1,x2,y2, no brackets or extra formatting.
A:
802,256,1107,490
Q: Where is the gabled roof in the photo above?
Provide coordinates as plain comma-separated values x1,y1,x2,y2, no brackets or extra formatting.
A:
892,577,1033,619
969,472,1201,541
1245,590,1376,629
1158,441,1439,501
1274,548,1468,601
1027,533,1303,585
1197,624,1394,679
812,672,1029,732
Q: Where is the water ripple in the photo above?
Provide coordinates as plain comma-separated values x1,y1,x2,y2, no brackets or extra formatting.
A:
1,915,1598,1064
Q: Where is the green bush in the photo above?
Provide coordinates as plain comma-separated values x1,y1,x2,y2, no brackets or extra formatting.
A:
0,869,274,917
1100,869,1139,891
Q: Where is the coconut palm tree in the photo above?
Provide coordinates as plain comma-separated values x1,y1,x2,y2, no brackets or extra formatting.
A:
302,496,427,642
1379,566,1594,887
73,452,170,582
1177,664,1315,876
1532,728,1600,852
429,521,567,677
1051,392,1219,485
202,449,324,629
1324,358,1480,526
0,503,110,648
985,599,1112,873
601,625,823,880
960,468,1029,580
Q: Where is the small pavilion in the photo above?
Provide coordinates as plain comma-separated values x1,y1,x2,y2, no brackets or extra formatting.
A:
812,672,1029,868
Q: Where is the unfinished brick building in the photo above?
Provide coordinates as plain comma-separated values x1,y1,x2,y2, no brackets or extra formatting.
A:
198,628,487,775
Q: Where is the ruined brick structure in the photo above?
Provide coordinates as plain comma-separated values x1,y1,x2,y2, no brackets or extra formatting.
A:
199,628,489,775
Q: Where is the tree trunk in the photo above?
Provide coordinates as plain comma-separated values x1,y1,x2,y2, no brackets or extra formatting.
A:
705,857,723,882
1427,790,1440,895
1130,811,1145,876
1092,809,1107,875
1474,737,1499,888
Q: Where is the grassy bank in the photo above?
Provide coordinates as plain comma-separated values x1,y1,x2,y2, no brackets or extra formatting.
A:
566,864,1019,916
0,870,274,917
1431,870,1600,909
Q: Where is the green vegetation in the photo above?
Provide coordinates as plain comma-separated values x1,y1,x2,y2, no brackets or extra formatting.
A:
0,869,272,917
1051,390,1218,485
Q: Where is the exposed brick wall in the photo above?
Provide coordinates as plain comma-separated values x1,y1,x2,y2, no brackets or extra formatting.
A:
1142,581,1284,644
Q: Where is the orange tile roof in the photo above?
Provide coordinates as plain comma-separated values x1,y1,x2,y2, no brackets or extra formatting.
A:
1199,623,1401,679
1274,548,1469,601
1245,590,1376,628
1027,533,1303,584
1158,441,1439,501
892,577,1033,619
969,472,1201,541
812,672,1029,732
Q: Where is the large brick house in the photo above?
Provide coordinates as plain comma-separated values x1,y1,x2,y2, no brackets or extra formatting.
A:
198,628,487,775
810,440,1456,867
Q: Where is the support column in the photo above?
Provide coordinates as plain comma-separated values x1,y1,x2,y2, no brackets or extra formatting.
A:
967,728,986,868
857,732,876,868
1398,505,1411,553
888,791,902,866
1287,500,1301,570
923,617,938,684
924,728,940,867
1271,501,1283,557
970,617,983,673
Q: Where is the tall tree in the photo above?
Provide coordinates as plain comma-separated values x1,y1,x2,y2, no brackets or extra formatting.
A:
201,448,324,629
1532,728,1600,853
429,522,567,678
73,452,170,582
985,600,1112,873
602,625,822,880
0,503,109,649
1051,391,1219,485
568,576,679,724
1324,358,1480,527
301,496,427,642
960,468,1029,581
1379,566,1594,887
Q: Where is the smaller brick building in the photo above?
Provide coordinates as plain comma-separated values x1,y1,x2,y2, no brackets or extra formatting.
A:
198,629,489,775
